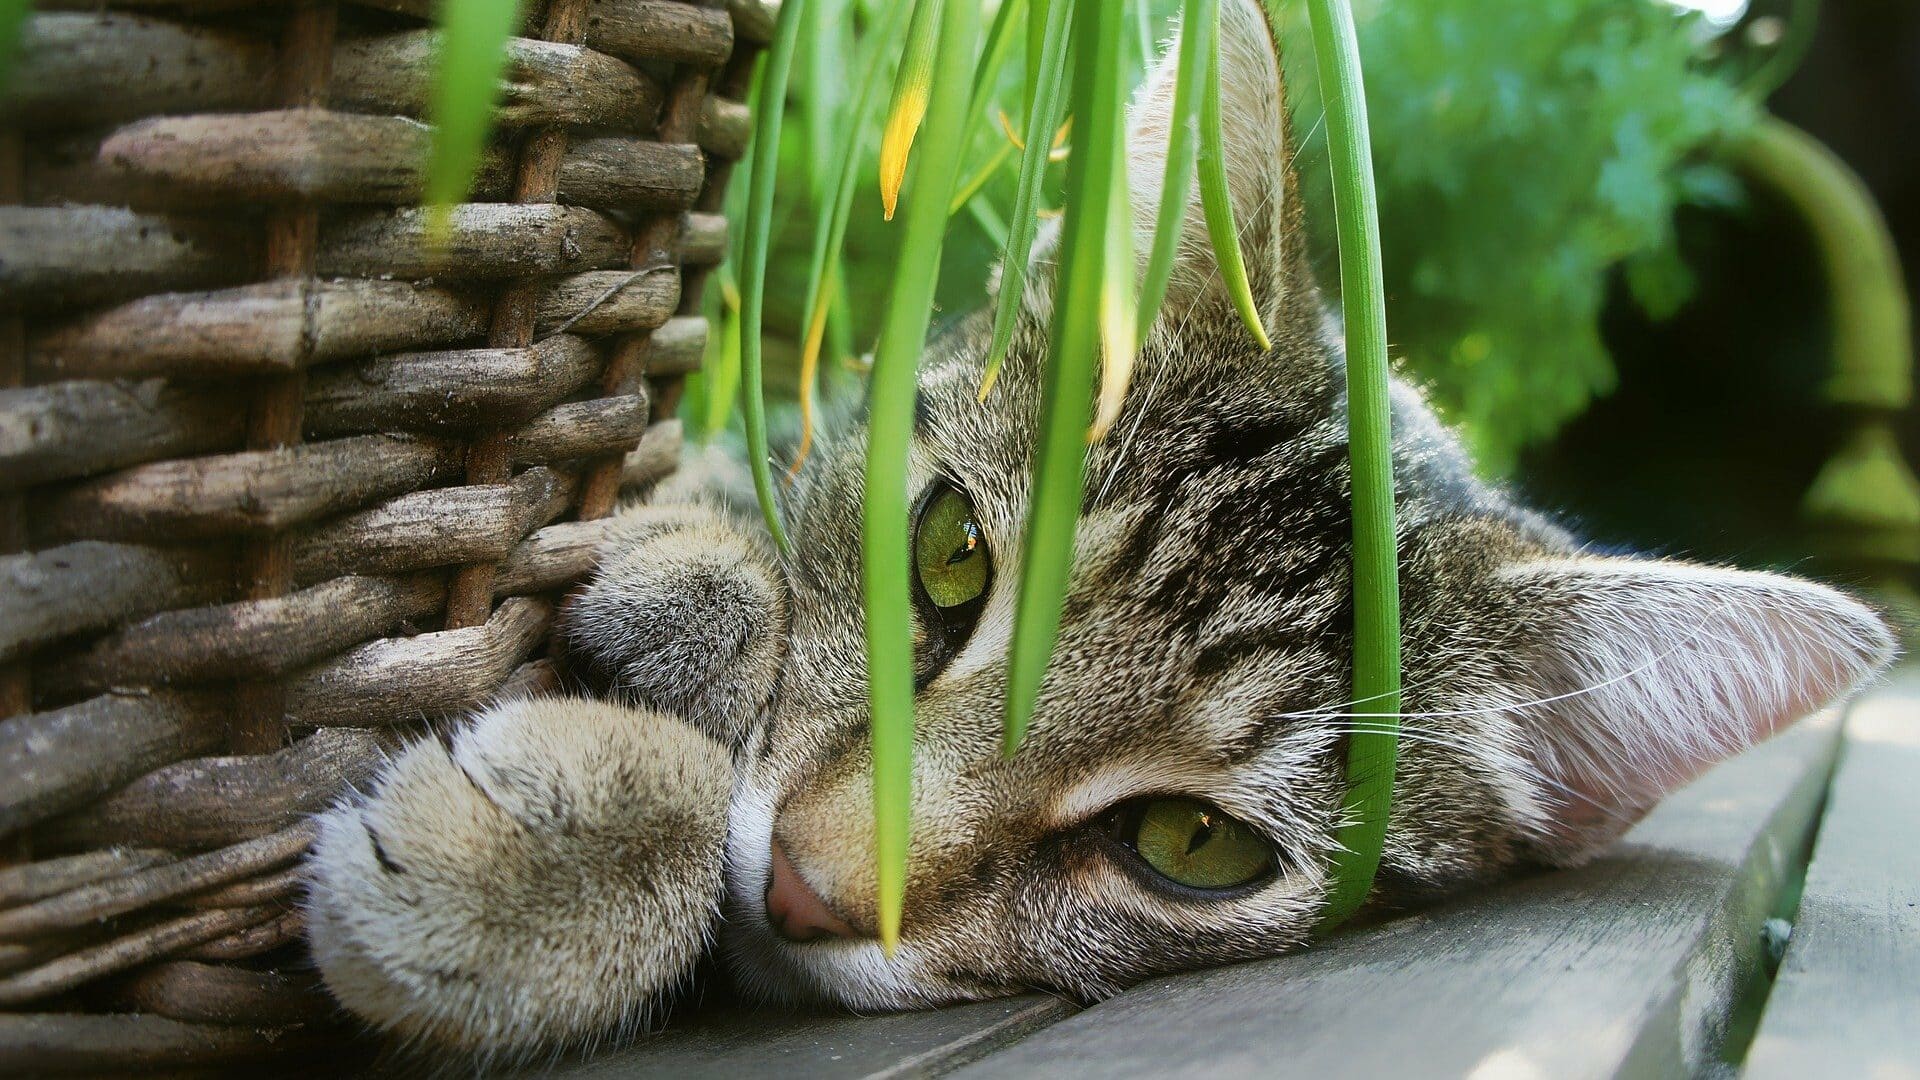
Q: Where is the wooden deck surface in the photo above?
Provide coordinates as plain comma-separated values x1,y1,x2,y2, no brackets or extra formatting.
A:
552,675,1920,1079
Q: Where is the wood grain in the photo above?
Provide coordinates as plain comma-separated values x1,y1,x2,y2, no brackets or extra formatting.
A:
332,30,664,132
0,1010,314,1071
304,333,602,435
1745,676,1920,1079
552,997,1078,1080
0,378,245,488
316,203,629,280
0,691,228,837
283,596,551,726
35,434,461,543
28,277,488,381
0,541,228,662
32,727,383,852
0,206,252,309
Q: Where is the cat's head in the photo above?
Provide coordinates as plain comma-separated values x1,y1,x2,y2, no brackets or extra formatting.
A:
703,0,1893,1009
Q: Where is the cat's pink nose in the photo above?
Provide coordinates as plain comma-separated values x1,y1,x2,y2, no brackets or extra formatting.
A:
766,843,860,942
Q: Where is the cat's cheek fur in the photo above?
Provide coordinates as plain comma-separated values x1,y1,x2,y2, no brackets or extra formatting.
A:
305,697,732,1059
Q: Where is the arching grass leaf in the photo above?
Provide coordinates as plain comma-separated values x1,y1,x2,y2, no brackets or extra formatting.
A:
864,0,982,953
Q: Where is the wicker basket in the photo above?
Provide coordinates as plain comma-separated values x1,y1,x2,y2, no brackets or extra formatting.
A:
0,0,761,1068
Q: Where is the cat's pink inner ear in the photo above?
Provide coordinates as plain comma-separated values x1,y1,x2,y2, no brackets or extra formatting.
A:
1497,558,1894,863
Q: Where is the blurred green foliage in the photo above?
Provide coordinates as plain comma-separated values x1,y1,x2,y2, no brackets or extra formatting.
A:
0,0,33,92
1280,0,1757,470
696,0,1765,474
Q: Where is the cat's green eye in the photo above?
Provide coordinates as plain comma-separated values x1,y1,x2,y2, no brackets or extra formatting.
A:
913,485,991,612
1123,798,1275,891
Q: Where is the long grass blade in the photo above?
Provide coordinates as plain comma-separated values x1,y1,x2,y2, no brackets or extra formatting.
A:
1025,0,1047,117
738,0,809,554
879,0,944,221
790,0,917,477
948,138,1016,216
966,0,1027,133
941,0,1027,223
1196,9,1271,351
1134,0,1214,342
1304,0,1401,930
800,0,843,209
865,0,982,954
977,0,1075,400
423,0,522,241
1004,0,1128,753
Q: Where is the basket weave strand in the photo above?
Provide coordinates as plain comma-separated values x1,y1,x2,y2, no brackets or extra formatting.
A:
0,0,765,1068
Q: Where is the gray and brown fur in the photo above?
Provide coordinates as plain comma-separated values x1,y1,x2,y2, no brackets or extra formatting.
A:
306,0,1895,1057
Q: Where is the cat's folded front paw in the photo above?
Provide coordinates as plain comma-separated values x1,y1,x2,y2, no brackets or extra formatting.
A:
560,504,787,747
306,696,732,1057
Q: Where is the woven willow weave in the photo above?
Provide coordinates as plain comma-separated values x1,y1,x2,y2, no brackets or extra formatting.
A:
0,0,763,1067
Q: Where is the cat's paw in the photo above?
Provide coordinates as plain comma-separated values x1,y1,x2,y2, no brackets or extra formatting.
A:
306,696,731,1058
560,503,787,748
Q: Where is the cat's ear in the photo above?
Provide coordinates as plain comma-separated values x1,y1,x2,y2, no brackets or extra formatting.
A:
1123,0,1306,330
1497,558,1895,863
1020,0,1305,330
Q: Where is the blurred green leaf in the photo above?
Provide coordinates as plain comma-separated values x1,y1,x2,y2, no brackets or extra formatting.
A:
1135,0,1213,342
1004,0,1129,752
978,0,1074,399
424,0,522,237
791,0,916,475
0,0,29,93
864,0,982,952
739,0,811,555
1281,0,1756,470
1198,7,1270,352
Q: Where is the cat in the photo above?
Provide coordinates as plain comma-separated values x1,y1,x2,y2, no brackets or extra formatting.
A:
305,0,1896,1059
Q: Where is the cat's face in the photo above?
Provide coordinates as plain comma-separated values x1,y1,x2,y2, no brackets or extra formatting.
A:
644,0,1891,1011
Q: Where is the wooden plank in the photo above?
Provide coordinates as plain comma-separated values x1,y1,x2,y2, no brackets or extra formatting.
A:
1745,674,1920,1079
548,997,1075,1079
954,714,1843,1080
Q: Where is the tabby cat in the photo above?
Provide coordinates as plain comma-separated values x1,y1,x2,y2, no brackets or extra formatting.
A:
306,0,1895,1057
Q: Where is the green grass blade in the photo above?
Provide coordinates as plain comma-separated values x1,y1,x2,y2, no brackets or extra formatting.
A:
966,193,1011,248
1025,0,1048,117
1196,9,1271,351
791,0,917,475
1134,0,1214,342
879,0,944,220
738,0,809,555
423,0,522,240
865,0,982,954
948,138,1016,216
1003,0,1128,753
967,0,1026,132
941,0,1026,223
800,0,844,209
1304,0,1401,930
976,0,1075,400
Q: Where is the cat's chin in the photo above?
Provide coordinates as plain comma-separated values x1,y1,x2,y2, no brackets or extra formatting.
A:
719,775,1006,1012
